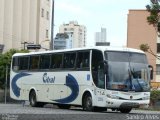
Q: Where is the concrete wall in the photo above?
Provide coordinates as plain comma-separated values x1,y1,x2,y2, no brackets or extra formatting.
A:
0,0,51,52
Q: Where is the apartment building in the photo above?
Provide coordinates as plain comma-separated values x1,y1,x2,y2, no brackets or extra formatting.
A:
95,28,107,42
95,27,110,46
0,0,51,52
127,10,158,81
59,21,86,48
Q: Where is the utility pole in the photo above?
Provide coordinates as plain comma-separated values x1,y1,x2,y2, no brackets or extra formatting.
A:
4,65,8,104
51,0,54,50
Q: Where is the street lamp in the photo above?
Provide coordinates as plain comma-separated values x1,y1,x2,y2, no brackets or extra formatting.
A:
21,42,34,50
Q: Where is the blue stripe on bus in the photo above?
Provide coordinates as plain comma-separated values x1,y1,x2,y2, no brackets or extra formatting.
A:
54,74,79,103
11,72,31,97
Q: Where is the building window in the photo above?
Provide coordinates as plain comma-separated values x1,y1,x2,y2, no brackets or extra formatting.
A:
41,8,44,17
46,30,48,38
156,64,160,75
157,43,160,53
46,11,49,20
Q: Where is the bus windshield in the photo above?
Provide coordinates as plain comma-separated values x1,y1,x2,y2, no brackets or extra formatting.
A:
105,51,150,92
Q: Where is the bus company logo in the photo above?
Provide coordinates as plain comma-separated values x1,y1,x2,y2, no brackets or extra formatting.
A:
43,73,55,83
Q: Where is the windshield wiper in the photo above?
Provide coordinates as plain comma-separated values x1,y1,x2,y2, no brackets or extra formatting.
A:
127,69,134,91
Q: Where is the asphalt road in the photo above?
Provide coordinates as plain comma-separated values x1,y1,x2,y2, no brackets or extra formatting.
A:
0,104,159,120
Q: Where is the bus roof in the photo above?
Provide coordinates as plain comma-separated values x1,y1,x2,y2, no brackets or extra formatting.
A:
12,46,145,57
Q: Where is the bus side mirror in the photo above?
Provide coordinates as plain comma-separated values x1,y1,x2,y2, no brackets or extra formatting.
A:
103,60,108,74
148,65,153,80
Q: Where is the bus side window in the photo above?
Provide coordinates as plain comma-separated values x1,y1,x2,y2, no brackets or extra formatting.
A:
77,52,83,68
30,56,40,70
19,57,29,70
83,52,90,68
51,53,63,69
12,57,19,71
39,55,50,69
63,52,76,69
70,53,76,68
76,51,90,69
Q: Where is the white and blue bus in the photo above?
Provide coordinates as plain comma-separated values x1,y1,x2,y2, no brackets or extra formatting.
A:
10,47,153,113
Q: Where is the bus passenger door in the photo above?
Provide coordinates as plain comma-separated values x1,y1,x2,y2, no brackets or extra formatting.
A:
92,50,106,107
95,63,106,106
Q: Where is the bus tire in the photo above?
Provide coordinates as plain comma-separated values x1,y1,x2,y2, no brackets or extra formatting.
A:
29,90,38,107
83,93,93,111
119,108,132,113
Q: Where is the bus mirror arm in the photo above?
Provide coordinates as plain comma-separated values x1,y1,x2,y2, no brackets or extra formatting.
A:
148,65,153,80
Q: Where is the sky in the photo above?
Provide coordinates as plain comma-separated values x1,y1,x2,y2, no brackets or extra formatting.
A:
54,0,150,47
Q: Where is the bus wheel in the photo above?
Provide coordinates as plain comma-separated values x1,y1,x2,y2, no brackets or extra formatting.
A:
29,91,38,107
57,104,71,109
83,94,93,111
119,108,132,113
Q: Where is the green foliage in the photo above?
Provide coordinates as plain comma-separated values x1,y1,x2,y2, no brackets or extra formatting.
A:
0,49,29,89
146,2,160,32
150,90,160,101
139,44,150,52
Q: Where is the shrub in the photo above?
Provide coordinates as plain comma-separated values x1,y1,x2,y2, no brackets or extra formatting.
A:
150,90,160,106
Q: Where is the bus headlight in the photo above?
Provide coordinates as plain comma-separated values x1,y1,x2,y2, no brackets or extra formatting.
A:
107,94,119,99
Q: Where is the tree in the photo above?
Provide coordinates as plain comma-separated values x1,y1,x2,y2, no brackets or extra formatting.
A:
0,49,29,89
140,44,160,60
140,1,160,57
146,0,160,32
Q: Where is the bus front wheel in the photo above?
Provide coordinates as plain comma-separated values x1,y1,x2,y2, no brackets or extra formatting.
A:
83,94,93,111
119,108,132,113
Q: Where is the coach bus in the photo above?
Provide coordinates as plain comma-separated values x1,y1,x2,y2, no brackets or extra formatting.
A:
10,47,153,113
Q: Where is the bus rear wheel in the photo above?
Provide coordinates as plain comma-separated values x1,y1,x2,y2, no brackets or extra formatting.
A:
119,108,132,113
83,94,93,111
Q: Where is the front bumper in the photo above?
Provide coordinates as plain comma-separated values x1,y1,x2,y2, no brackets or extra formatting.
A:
106,98,149,109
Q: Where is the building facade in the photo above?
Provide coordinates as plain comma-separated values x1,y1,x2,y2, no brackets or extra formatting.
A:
59,21,86,48
127,10,158,81
0,0,51,52
54,33,73,50
95,28,110,46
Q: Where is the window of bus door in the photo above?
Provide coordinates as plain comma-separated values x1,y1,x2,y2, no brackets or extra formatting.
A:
92,50,105,89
